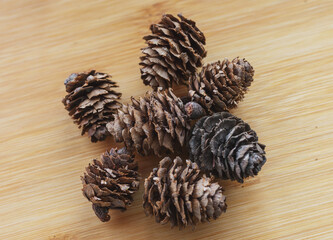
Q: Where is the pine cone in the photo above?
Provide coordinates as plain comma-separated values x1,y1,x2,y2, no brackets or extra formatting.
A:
189,112,266,183
140,13,207,90
107,88,205,157
189,58,254,113
143,156,227,229
81,147,140,222
62,70,121,142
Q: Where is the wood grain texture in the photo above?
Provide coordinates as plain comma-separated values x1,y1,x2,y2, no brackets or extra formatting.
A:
1,0,333,239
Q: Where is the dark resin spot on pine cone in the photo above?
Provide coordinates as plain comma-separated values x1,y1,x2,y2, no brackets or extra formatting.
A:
62,70,121,142
140,13,207,90
143,156,227,229
189,112,266,183
107,88,204,157
189,58,254,113
81,148,140,222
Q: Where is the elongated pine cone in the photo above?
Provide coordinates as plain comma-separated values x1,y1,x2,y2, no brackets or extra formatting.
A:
189,58,254,113
143,157,226,228
62,70,121,142
107,88,205,156
189,112,266,183
81,148,140,222
140,13,207,90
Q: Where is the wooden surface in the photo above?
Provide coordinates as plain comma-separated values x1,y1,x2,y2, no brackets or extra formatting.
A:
1,0,333,239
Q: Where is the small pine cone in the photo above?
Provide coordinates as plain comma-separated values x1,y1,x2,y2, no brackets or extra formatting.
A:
189,112,266,183
143,157,227,229
107,88,205,157
189,58,254,113
81,148,140,222
140,13,207,90
62,70,121,142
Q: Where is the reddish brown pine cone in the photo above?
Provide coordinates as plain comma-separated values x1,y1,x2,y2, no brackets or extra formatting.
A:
143,157,227,229
189,112,266,183
140,13,207,90
62,70,121,142
81,148,140,222
189,58,254,113
107,88,205,157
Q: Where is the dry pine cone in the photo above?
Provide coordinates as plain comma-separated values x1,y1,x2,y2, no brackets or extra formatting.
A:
62,70,121,142
140,13,207,90
143,157,227,229
81,148,140,222
107,88,204,157
189,58,254,113
189,112,266,183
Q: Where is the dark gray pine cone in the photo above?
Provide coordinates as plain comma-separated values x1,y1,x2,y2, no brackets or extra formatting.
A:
107,88,205,157
62,70,121,142
189,58,254,113
189,112,266,183
140,13,207,90
143,157,227,229
81,148,140,222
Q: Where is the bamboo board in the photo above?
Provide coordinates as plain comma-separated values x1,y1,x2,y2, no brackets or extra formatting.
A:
0,0,333,239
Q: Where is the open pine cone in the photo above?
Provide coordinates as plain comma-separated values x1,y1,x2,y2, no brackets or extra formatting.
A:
140,13,207,90
189,58,254,113
81,148,140,222
143,157,227,229
189,112,266,183
62,70,121,142
107,88,205,157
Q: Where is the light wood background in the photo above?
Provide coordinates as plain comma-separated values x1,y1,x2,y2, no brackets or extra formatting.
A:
1,0,332,239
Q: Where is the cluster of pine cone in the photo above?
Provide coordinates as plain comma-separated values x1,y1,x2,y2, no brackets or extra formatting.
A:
63,13,267,229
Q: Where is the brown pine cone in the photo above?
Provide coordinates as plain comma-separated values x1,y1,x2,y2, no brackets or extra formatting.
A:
140,13,207,90
143,157,227,229
81,147,140,222
62,70,121,142
189,58,254,113
189,112,266,183
107,88,205,157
